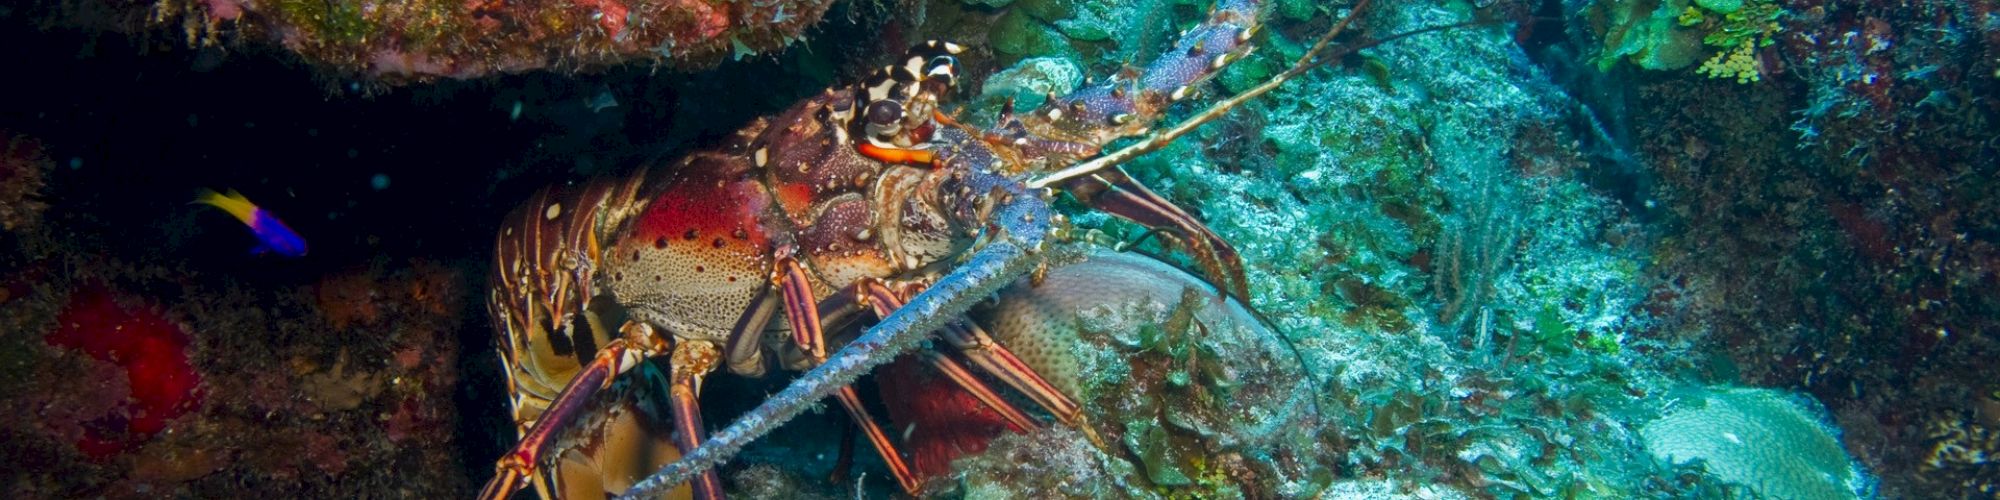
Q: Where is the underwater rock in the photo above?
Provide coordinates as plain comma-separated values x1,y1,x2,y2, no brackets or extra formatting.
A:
992,8,1074,59
1922,417,1999,474
1581,0,2000,495
43,284,203,459
976,57,1083,113
727,464,843,499
931,248,1320,497
135,0,836,83
1585,0,1711,71
1583,0,1782,80
0,132,50,232
954,427,1147,498
0,249,473,497
1640,386,1871,499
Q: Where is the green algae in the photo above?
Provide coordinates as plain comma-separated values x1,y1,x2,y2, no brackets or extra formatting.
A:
275,0,376,49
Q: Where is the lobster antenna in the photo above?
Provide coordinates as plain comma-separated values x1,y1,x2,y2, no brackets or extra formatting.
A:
619,211,1050,498
1027,0,1375,189
1028,0,1494,190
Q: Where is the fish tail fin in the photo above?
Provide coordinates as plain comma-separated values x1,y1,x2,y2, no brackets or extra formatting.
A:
193,188,257,224
191,188,220,205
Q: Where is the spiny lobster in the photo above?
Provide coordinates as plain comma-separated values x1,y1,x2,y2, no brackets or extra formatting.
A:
481,0,1425,497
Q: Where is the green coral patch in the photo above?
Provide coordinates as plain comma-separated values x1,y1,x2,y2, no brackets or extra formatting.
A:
1593,0,1709,71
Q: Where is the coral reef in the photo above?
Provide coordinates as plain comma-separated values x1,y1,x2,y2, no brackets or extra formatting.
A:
1640,386,1870,499
54,0,838,84
1923,416,1998,474
0,236,476,496
888,0,1865,496
1586,0,1782,81
0,131,49,232
1588,0,1712,71
42,284,204,459
1567,0,2000,495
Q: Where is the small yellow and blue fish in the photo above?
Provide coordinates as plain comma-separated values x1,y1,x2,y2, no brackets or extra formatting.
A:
193,188,308,257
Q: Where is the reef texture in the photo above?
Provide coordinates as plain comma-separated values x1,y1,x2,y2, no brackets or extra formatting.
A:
0,228,476,496
1640,386,1867,499
952,249,1324,497
1573,0,2000,496
0,132,50,232
77,0,838,83
886,0,1690,496
864,0,1974,496
42,283,205,459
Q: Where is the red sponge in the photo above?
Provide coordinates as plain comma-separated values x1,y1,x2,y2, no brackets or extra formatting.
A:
45,285,204,458
875,356,1023,480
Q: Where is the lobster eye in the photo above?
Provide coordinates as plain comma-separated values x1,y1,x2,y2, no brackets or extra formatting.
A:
926,56,958,85
866,100,903,126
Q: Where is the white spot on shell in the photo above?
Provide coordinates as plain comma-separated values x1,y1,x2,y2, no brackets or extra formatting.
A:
753,148,769,167
544,203,562,220
1171,86,1191,101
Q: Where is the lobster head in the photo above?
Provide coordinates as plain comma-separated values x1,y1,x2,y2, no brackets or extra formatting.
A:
853,41,965,149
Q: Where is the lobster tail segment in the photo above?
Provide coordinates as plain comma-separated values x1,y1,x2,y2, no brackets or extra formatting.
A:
1014,0,1266,151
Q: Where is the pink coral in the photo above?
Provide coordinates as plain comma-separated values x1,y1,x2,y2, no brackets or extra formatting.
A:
202,0,243,20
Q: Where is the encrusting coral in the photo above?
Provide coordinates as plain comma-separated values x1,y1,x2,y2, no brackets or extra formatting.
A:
0,132,50,232
141,0,838,83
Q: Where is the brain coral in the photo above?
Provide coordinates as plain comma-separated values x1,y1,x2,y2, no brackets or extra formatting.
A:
1640,386,1870,499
